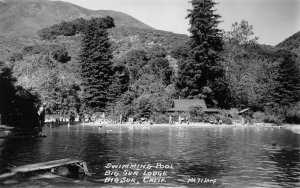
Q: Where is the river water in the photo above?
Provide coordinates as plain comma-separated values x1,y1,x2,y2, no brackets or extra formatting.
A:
0,124,299,187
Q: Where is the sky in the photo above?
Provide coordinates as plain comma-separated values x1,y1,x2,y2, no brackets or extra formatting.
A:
57,0,300,46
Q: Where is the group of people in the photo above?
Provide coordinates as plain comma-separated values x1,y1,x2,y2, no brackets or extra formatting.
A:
169,115,190,124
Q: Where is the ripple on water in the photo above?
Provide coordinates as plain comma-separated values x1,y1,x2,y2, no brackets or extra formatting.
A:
0,125,299,187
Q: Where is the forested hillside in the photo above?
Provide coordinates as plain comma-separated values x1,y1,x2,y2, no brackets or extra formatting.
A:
0,16,188,125
277,31,300,56
222,21,300,123
1,0,300,127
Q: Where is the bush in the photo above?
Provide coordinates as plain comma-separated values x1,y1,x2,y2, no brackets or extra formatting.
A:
222,117,232,125
217,110,233,124
285,102,300,124
264,114,283,125
151,114,169,124
253,111,267,123
189,105,204,117
205,114,218,123
190,116,204,123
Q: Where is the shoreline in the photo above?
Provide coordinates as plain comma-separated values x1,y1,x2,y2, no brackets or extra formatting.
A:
80,121,299,128
79,122,300,134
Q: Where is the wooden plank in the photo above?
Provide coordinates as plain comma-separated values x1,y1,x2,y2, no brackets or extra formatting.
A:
0,125,15,130
0,135,47,139
11,158,83,173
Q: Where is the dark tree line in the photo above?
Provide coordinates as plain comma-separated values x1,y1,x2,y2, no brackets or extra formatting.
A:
38,17,114,40
108,45,175,122
0,61,40,128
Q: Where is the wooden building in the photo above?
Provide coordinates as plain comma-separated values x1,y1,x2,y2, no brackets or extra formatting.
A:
167,99,220,114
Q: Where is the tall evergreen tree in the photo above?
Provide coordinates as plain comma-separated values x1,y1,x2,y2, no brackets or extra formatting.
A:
176,0,225,106
80,17,115,112
271,50,300,107
106,63,130,109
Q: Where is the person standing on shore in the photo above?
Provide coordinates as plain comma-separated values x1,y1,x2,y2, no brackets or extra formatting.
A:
37,102,46,136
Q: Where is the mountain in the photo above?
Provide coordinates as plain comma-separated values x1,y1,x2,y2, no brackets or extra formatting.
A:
0,0,188,61
0,0,152,38
276,31,300,56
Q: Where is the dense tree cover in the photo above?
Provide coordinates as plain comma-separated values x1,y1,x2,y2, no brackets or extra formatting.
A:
22,44,71,63
37,17,119,40
222,20,300,123
0,61,39,127
222,20,261,109
3,10,299,125
37,16,173,117
107,47,175,122
170,16,300,123
6,15,130,122
21,17,116,117
120,49,148,82
170,41,191,61
38,18,90,40
10,16,175,123
12,53,81,119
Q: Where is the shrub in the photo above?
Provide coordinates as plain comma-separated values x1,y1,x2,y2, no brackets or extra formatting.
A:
187,105,206,122
264,114,283,125
222,117,232,125
205,114,218,123
189,105,204,117
285,102,300,124
190,116,203,123
151,114,169,124
253,111,267,123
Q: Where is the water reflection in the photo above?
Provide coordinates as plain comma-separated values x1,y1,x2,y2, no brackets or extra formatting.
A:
0,137,43,171
0,124,299,187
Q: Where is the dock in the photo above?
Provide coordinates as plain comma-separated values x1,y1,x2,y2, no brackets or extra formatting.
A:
0,158,91,178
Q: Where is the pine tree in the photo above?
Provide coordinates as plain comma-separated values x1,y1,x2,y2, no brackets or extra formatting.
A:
271,50,300,107
80,17,115,112
176,0,225,106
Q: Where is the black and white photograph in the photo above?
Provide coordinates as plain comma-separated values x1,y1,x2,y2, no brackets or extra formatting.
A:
0,0,299,187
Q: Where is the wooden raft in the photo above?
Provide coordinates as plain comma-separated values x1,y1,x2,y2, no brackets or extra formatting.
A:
0,158,91,178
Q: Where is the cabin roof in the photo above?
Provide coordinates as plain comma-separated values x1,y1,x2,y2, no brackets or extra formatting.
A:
238,108,250,114
167,99,207,112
